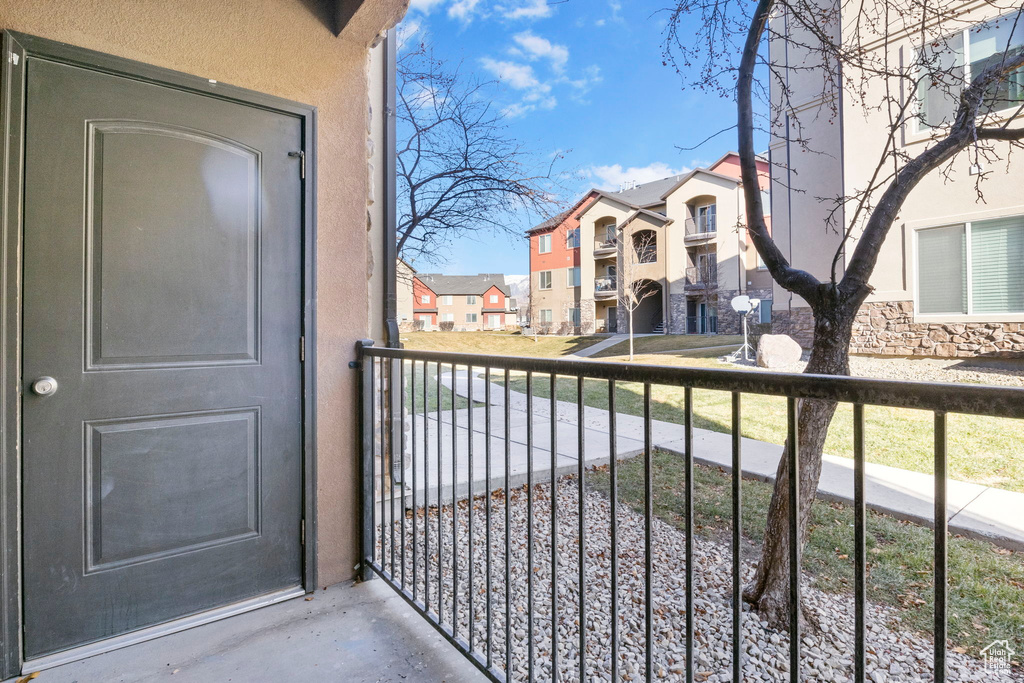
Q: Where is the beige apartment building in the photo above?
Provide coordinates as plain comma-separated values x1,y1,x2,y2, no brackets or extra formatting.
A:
770,2,1024,357
562,153,774,335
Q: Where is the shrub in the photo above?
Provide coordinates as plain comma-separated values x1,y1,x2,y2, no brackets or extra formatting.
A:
439,320,455,332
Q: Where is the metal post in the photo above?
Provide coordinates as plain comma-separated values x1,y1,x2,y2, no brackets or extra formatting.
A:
358,340,376,581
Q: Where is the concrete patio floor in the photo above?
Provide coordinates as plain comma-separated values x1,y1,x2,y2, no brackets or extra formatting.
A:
9,581,486,683
403,368,1024,550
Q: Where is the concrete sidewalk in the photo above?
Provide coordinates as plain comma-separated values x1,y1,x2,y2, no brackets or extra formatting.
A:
409,368,1024,550
563,333,640,359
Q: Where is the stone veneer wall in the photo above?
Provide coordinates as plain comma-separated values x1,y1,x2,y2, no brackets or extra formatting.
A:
772,306,815,348
852,301,1024,357
669,293,687,334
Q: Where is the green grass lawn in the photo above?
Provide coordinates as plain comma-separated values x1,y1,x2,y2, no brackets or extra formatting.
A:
588,452,1024,658
401,331,606,358
502,360,1024,492
590,334,744,358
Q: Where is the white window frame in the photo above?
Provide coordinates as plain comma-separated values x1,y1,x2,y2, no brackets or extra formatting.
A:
420,294,430,304
441,295,453,306
567,266,581,288
466,295,477,305
912,214,1024,322
539,309,553,323
490,294,499,304
441,313,455,322
466,313,478,323
913,15,1024,136
538,234,552,254
566,228,580,249
539,271,552,290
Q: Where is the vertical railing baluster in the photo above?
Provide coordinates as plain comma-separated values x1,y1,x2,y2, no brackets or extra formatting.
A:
361,347,376,581
526,371,535,683
550,371,559,681
485,367,493,668
731,392,742,683
684,387,694,683
609,379,619,683
644,383,654,682
389,359,396,580
787,396,801,683
577,375,587,683
380,358,387,574
419,361,426,607
504,368,513,679
854,403,866,683
468,365,476,651
400,359,406,590
934,411,948,683
437,361,444,623
452,364,459,639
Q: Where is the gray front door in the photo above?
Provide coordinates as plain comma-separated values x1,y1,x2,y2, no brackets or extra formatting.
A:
22,57,304,658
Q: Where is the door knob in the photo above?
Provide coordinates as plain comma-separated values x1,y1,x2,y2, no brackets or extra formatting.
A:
31,377,58,396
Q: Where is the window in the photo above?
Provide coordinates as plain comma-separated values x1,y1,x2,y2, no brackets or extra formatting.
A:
567,267,581,287
916,216,1024,315
490,294,499,304
697,204,717,233
566,228,580,249
441,295,453,305
488,314,502,328
759,299,773,324
441,313,455,322
539,271,552,289
605,223,617,242
420,294,430,304
568,307,581,326
466,313,478,323
539,309,553,323
538,234,552,254
916,15,1024,130
466,295,477,304
756,251,767,270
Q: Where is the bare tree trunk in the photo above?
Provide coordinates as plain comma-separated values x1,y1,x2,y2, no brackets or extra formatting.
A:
629,309,635,361
742,302,855,628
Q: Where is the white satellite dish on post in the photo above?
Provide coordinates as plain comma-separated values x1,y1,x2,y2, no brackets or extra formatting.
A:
730,295,761,361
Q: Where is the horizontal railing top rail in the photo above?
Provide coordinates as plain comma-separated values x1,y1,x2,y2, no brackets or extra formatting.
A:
361,345,1024,418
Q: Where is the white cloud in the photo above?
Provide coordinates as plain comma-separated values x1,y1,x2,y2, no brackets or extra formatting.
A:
448,0,481,22
511,31,569,72
480,58,547,92
408,0,447,14
496,0,553,20
586,162,692,191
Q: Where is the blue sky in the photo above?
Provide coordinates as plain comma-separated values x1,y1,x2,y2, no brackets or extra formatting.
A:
399,0,747,276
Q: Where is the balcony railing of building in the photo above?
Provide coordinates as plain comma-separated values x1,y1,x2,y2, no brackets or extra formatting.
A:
594,276,617,298
684,215,717,240
686,315,718,335
593,239,617,258
685,265,717,288
357,341,1024,682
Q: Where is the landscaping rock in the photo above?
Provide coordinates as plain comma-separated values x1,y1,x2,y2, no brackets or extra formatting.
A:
756,334,803,368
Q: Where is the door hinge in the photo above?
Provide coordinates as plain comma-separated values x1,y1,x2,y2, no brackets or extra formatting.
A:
301,519,306,546
289,150,306,180
300,335,305,362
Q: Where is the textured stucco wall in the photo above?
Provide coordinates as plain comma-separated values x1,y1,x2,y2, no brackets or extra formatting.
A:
0,0,409,587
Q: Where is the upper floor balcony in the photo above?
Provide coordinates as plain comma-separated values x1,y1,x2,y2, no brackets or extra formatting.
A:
594,276,617,298
593,238,617,259
685,265,717,289
684,214,717,241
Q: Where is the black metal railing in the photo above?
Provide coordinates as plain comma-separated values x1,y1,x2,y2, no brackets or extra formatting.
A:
685,266,717,288
686,314,718,334
594,276,616,295
357,341,1024,683
684,214,717,237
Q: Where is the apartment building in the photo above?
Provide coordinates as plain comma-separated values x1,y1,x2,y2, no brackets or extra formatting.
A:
412,274,516,331
526,192,599,332
769,2,1024,357
529,153,772,335
397,258,416,330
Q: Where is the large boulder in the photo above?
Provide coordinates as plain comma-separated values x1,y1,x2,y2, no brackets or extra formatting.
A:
756,334,803,369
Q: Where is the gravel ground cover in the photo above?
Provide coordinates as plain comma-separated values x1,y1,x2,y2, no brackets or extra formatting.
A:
727,352,1024,388
376,476,1021,682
